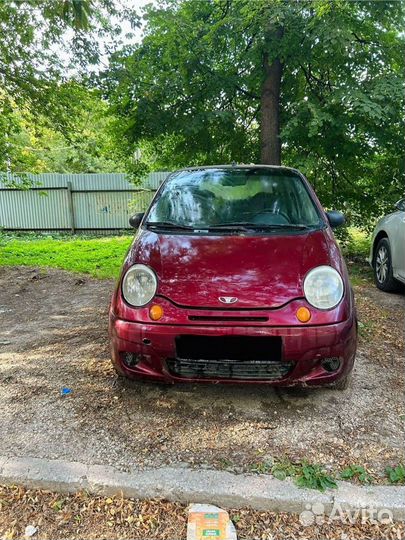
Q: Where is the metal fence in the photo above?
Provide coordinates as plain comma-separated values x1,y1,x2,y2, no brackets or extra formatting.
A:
0,172,170,232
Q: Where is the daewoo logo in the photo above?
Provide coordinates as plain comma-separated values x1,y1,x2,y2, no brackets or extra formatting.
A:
218,296,238,304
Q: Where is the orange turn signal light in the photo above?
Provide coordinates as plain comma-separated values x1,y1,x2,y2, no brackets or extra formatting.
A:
296,306,311,323
149,304,164,321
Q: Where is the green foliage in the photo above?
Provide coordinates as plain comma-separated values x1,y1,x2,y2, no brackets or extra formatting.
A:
0,172,40,189
294,463,337,492
250,459,337,492
270,460,298,481
0,233,133,279
250,460,274,475
0,1,138,108
106,0,405,226
51,499,65,512
338,227,373,286
340,465,373,484
218,458,233,469
0,84,125,174
357,319,375,339
340,228,372,260
0,1,138,175
385,464,405,484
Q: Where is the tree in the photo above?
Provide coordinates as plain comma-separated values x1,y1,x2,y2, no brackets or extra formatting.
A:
106,0,404,224
1,83,124,174
0,1,138,107
0,0,138,179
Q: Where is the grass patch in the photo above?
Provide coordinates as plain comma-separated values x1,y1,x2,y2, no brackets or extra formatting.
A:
250,459,337,492
357,319,377,339
340,465,373,484
294,463,337,491
0,232,133,279
346,256,374,287
249,460,274,475
250,458,405,489
385,464,405,484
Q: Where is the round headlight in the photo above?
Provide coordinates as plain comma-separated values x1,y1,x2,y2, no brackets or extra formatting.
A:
122,264,157,307
303,266,344,310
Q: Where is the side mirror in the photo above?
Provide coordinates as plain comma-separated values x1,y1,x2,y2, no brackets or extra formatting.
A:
395,199,405,212
326,210,345,229
129,212,145,228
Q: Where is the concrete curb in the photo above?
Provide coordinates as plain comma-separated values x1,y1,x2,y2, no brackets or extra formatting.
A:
1,456,404,521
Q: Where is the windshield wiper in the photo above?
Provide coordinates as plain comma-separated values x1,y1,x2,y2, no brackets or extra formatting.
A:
257,223,311,230
208,222,311,231
207,222,252,232
146,221,312,232
146,221,195,231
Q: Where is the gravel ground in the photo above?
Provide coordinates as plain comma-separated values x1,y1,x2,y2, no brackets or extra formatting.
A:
0,266,404,479
1,485,404,540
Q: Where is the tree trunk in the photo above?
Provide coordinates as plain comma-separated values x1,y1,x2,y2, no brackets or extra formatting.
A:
260,30,283,165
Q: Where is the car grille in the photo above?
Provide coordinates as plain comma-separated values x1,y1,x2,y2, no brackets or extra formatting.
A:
166,358,293,380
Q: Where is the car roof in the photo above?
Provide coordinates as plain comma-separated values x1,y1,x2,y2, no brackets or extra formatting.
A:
176,164,302,174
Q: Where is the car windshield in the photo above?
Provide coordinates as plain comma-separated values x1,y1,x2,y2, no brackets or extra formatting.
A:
146,168,322,231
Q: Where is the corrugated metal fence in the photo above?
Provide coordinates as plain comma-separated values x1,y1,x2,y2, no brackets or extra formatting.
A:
0,172,170,232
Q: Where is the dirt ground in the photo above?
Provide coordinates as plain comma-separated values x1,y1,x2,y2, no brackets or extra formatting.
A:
0,266,404,479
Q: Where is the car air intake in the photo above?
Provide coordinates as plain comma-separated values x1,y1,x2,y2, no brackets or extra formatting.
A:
166,358,293,380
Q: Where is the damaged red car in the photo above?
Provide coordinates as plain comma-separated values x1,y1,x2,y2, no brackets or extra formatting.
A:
109,165,357,389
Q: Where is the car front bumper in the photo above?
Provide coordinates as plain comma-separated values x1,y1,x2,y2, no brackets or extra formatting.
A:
109,312,357,386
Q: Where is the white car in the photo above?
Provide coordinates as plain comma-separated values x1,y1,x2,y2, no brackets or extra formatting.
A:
368,199,405,291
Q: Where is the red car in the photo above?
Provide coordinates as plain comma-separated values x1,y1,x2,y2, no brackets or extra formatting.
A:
109,166,357,389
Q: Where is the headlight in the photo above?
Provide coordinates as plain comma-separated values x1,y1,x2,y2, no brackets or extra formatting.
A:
303,266,344,310
122,264,157,306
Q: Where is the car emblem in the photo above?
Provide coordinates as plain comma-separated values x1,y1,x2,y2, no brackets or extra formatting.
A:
218,296,238,304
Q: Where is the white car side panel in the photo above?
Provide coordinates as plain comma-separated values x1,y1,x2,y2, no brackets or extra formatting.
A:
392,211,405,280
369,211,405,284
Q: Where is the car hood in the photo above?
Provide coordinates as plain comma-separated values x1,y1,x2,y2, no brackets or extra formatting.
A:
128,229,334,309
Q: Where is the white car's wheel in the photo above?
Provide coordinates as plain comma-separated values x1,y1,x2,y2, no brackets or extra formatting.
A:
374,238,400,292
